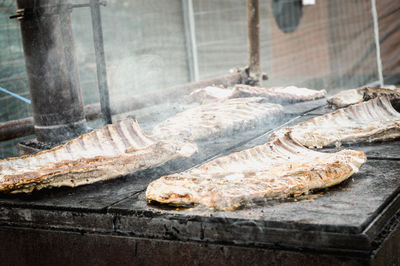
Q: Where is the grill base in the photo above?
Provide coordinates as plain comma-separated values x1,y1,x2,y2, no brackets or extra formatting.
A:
2,225,398,266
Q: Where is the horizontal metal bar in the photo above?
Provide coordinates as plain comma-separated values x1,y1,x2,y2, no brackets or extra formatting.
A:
0,117,34,140
0,72,244,142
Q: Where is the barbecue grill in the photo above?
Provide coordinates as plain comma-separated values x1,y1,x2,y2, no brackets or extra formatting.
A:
0,0,399,265
1,98,400,265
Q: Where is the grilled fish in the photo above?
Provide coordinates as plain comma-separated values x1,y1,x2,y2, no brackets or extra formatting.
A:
0,118,197,193
188,85,327,105
188,86,232,104
231,85,327,104
146,133,366,210
151,97,284,141
328,86,400,108
274,96,400,149
327,89,363,108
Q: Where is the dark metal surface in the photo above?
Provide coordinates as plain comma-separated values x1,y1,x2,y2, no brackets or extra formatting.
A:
0,227,371,266
0,158,399,265
108,160,400,245
16,0,87,143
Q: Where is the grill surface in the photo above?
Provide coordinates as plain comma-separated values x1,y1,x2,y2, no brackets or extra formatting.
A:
0,98,399,265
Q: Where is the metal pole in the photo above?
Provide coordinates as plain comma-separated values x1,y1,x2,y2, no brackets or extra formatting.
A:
370,0,384,87
181,0,199,82
16,0,88,143
247,0,261,86
90,0,112,124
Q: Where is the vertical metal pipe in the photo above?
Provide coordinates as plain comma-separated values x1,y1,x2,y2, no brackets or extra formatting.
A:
247,0,261,86
370,0,384,87
90,0,112,124
181,0,199,82
16,0,88,143
182,0,194,82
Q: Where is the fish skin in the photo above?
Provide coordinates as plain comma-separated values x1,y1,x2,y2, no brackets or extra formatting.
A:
146,133,366,210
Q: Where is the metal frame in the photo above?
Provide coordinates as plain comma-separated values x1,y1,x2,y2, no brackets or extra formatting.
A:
247,0,261,86
89,0,112,124
370,0,384,87
1,1,263,143
15,0,88,143
10,0,112,131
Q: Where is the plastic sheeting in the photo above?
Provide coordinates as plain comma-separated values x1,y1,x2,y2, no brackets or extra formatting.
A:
378,0,400,83
193,0,399,90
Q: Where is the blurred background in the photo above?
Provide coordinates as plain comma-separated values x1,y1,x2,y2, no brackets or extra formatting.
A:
0,0,399,158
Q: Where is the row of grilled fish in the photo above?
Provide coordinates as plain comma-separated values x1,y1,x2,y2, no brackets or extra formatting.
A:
0,118,197,193
189,84,327,104
1,85,399,211
274,96,400,148
0,96,286,193
146,89,400,210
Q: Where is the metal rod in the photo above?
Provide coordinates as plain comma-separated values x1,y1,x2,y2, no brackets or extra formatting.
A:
90,0,112,124
0,117,34,140
247,0,261,86
370,0,384,87
16,0,88,144
0,72,243,142
181,0,195,82
0,87,31,104
181,0,199,82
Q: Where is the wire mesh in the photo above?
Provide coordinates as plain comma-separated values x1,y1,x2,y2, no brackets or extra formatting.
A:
193,0,382,90
0,0,30,123
71,0,190,104
0,0,399,158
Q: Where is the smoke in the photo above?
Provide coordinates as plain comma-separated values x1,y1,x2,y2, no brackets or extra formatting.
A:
107,54,166,101
71,0,189,114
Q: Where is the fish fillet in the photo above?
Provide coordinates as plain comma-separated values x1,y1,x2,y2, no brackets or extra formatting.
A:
188,85,327,105
274,96,400,149
188,86,232,104
151,97,284,141
328,86,400,108
327,89,363,108
230,85,327,104
0,118,197,193
146,133,366,210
